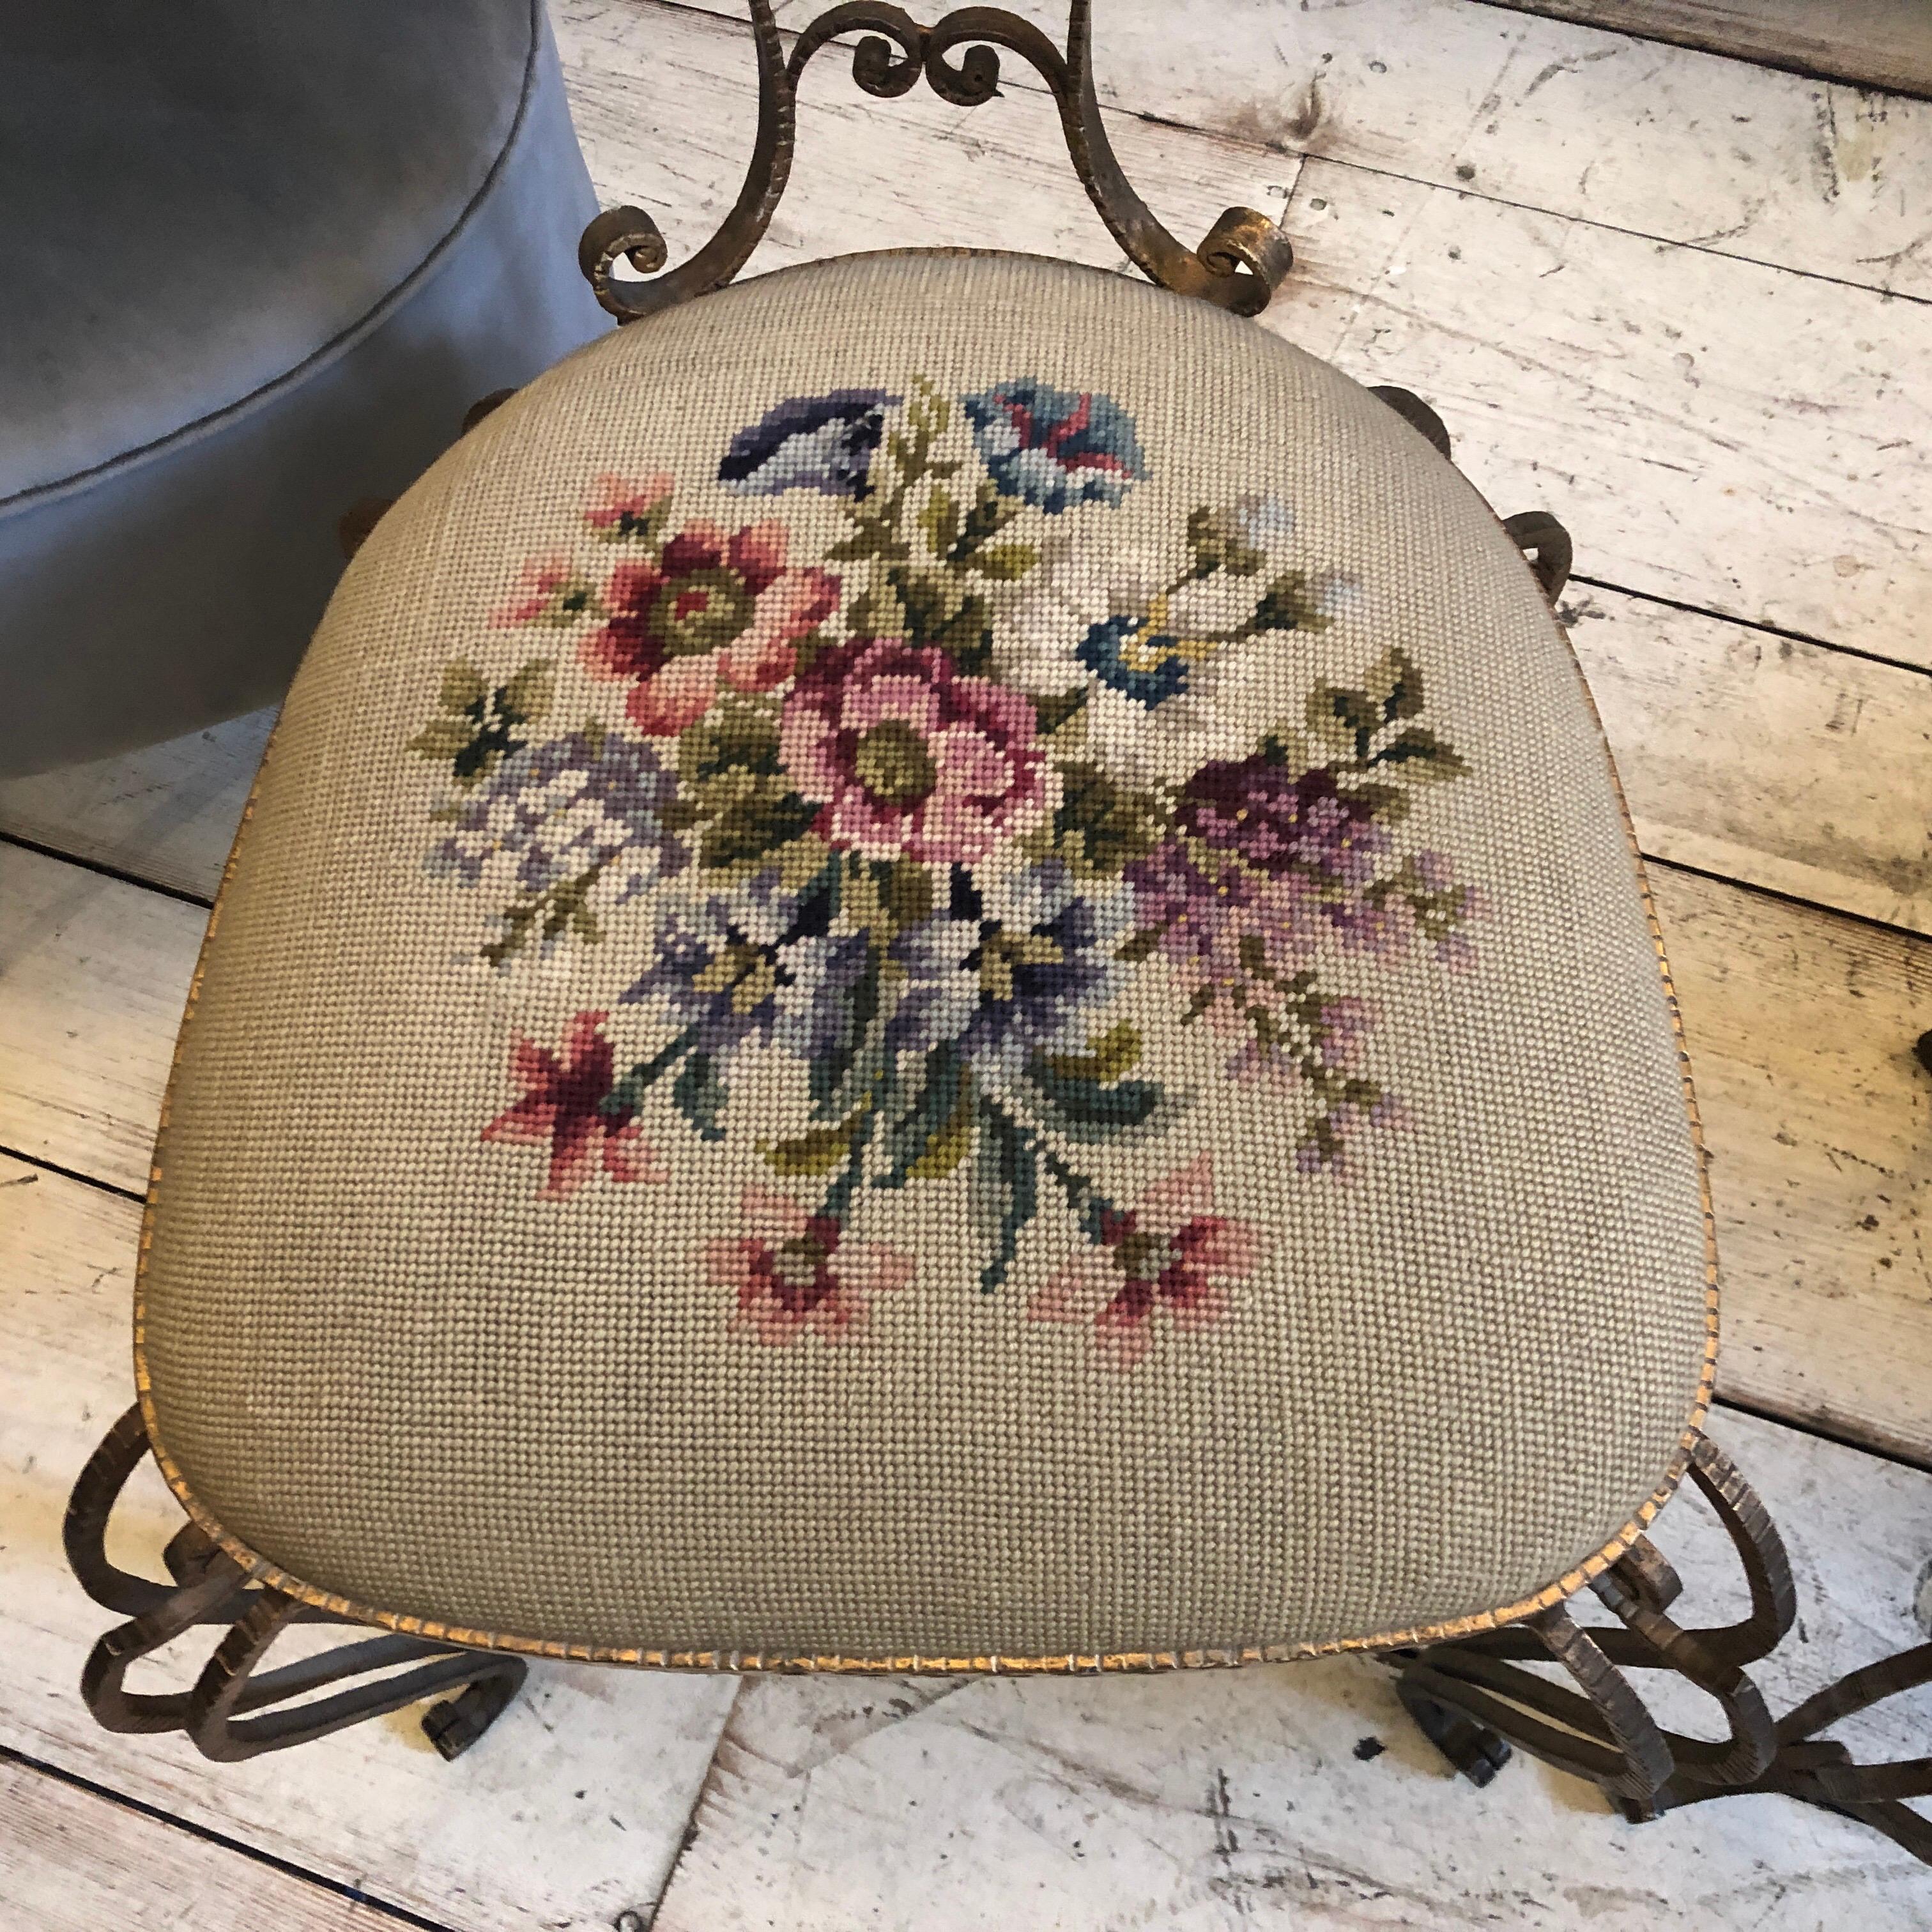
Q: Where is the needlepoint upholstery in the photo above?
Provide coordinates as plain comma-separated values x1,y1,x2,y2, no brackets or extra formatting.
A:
136,252,1714,1667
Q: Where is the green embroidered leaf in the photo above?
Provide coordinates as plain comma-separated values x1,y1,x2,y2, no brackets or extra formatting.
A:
1363,646,1425,722
1042,1021,1142,1086
969,1099,1037,1293
890,568,993,673
438,661,488,712
809,947,880,1113
1032,687,1088,739
1253,568,1332,636
877,1046,970,1187
1372,728,1467,783
967,542,1038,581
1115,926,1163,964
1186,505,1265,579
1046,761,1166,875
1020,1054,1169,1145
946,476,1021,564
671,1052,727,1143
1306,681,1381,762
917,484,961,556
761,1112,866,1177
500,661,556,726
849,578,905,638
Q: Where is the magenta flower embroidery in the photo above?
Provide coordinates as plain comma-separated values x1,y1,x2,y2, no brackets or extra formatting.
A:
583,521,837,737
1029,1155,1264,1368
481,1011,666,1199
705,1188,915,1345
779,638,1050,864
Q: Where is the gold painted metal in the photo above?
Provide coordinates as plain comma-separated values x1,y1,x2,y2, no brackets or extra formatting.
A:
578,0,1293,322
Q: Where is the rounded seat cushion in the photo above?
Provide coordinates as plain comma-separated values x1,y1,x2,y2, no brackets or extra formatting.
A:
137,252,1715,1669
0,0,608,773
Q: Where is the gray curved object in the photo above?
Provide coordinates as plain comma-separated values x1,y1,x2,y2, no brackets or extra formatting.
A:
0,0,611,775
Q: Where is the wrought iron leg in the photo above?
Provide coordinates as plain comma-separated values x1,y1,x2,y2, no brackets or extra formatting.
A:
66,1405,526,1762
1394,1436,1932,1864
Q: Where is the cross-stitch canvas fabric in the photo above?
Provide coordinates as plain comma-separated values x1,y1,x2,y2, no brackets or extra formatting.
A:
137,251,1714,1665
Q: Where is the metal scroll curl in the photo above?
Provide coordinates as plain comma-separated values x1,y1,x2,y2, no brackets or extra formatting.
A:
581,0,1292,323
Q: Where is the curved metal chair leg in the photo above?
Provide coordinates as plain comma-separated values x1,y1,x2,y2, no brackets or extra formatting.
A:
1395,1433,1932,1866
183,1590,528,1763
67,1405,526,1761
1502,510,1573,602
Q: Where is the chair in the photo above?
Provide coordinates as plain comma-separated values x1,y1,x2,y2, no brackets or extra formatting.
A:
63,0,1930,1862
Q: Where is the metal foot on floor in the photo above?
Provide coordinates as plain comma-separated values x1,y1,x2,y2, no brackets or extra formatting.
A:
65,1404,526,1763
1393,1434,1931,1862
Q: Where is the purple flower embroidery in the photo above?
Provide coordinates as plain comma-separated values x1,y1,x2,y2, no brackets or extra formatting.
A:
1177,759,1389,885
719,390,898,500
960,380,1146,514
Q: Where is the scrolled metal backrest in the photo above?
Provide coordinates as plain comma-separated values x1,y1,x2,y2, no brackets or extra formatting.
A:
578,0,1294,322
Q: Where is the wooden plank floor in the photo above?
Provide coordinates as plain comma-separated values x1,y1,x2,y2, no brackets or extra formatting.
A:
2,1,1928,1924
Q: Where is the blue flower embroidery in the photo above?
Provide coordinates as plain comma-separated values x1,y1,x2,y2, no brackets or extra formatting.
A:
959,380,1146,514
719,389,898,500
1075,614,1194,710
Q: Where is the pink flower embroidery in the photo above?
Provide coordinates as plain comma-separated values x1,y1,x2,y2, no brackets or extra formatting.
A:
482,1011,666,1199
779,637,1050,864
585,470,673,538
1029,1154,1264,1367
705,1188,914,1345
493,555,591,627
582,521,837,736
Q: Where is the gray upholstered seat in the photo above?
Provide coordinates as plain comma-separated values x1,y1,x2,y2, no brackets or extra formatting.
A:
0,0,610,774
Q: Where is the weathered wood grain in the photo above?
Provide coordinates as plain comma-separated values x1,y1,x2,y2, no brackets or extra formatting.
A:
1482,0,1932,99
651,0,1932,296
1653,862,1932,1466
0,1758,388,1932
554,1,1932,665
0,1154,738,1932
1275,154,1932,664
647,1399,1932,1929
0,843,203,1193
1560,587,1932,935
0,714,269,907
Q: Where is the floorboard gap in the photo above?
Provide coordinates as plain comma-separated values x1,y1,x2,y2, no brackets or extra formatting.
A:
0,1743,466,1932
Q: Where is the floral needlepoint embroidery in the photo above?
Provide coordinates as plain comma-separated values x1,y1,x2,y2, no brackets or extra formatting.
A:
1028,1155,1264,1368
418,373,1486,1356
719,390,899,500
779,638,1050,864
482,1012,668,1199
584,520,839,737
707,1186,915,1344
585,471,674,540
960,380,1146,514
493,558,597,629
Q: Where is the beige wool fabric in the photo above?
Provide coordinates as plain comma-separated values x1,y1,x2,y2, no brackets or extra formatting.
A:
138,252,1714,1666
